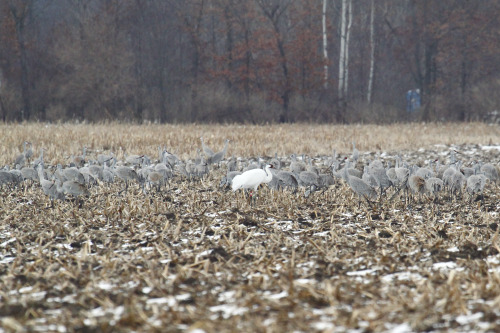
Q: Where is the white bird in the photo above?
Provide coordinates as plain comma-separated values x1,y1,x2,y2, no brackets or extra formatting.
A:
232,164,274,195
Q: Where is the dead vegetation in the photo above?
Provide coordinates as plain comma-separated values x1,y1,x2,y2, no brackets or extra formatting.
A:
0,122,499,332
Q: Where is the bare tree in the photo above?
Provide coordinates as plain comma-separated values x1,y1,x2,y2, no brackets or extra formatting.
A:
322,0,328,89
367,0,375,104
338,0,347,102
6,0,35,121
255,0,294,123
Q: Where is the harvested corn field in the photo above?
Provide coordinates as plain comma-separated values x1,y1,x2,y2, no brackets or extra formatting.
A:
1,122,500,332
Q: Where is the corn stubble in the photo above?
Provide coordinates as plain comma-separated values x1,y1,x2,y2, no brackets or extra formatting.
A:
0,122,499,332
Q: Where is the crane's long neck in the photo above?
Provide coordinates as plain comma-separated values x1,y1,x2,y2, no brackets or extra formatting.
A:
264,166,273,182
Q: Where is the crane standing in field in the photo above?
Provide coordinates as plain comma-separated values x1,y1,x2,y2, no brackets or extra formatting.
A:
342,159,377,208
37,164,65,207
232,164,274,203
200,136,215,160
209,139,230,166
14,141,31,168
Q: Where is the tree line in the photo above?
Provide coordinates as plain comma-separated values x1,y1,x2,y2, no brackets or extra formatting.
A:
1,0,499,123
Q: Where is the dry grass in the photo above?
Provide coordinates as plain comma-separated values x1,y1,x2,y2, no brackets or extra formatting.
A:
1,122,499,164
1,122,500,332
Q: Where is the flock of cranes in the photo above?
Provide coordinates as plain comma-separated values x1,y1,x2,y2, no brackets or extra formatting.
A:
1,139,498,208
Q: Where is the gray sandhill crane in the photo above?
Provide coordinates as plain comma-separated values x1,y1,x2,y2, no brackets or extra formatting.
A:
14,141,30,167
442,151,458,187
352,141,359,166
425,177,444,202
194,148,203,165
88,162,104,182
227,157,237,172
461,162,475,179
386,162,397,186
0,169,20,189
325,149,337,168
368,153,383,170
388,156,410,202
97,153,114,166
59,180,90,208
342,159,377,207
200,136,215,158
298,170,320,196
267,167,281,190
72,147,87,167
54,164,68,182
177,161,190,178
114,164,140,194
125,154,144,166
340,162,362,182
368,164,392,198
59,165,85,184
21,166,39,186
442,165,457,190
25,141,33,163
32,148,45,168
466,171,487,204
79,166,97,185
0,170,11,188
269,153,281,170
162,149,180,166
318,173,335,189
102,162,115,183
276,170,299,192
158,146,164,163
395,156,410,187
480,162,498,184
408,172,426,204
290,154,306,174
450,166,466,199
331,160,342,179
193,157,209,178
362,166,378,188
9,168,23,185
155,161,173,180
147,171,165,192
434,159,447,179
210,139,230,166
415,161,435,179
219,171,242,189
37,165,64,207
305,156,319,175
243,158,262,172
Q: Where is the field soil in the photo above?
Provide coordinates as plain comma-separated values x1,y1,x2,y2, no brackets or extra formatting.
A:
0,122,499,332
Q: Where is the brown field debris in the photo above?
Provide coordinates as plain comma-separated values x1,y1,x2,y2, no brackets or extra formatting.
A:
0,122,499,332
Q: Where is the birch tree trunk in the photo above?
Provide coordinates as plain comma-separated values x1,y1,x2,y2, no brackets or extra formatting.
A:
338,0,347,100
367,0,375,103
343,0,352,96
322,0,328,89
